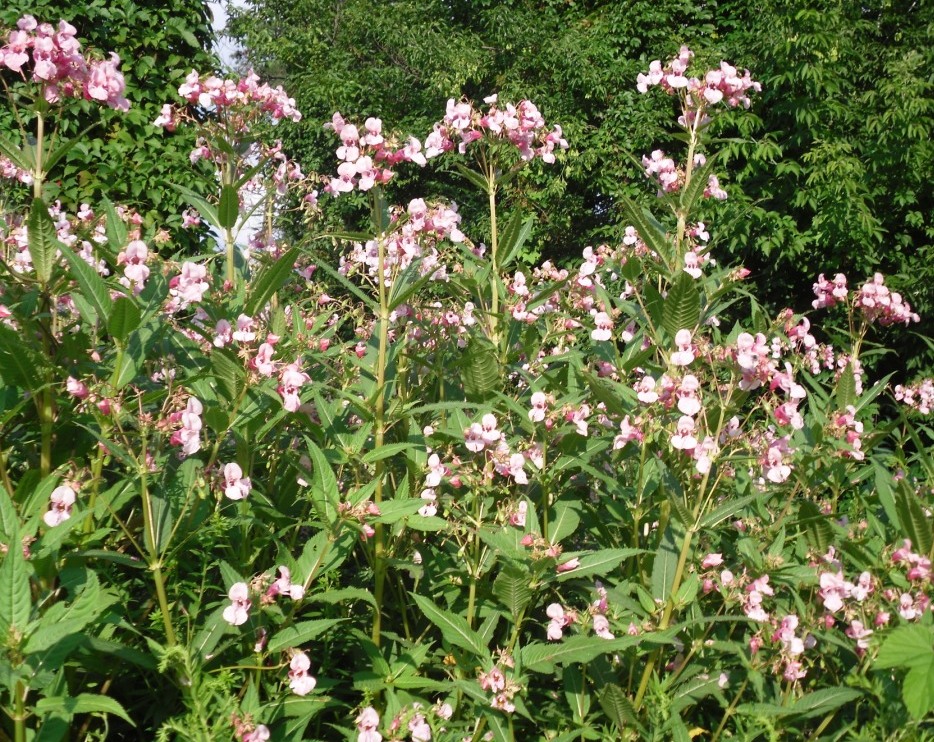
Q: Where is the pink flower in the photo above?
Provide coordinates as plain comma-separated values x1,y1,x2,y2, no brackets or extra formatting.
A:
701,553,723,569
43,484,76,527
670,328,695,366
479,667,506,692
222,462,252,500
591,311,613,341
268,566,305,600
223,582,251,626
278,361,310,412
556,557,580,574
288,651,317,695
356,707,382,742
593,614,614,640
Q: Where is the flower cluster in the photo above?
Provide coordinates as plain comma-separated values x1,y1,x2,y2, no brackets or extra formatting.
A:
856,273,919,326
340,198,466,284
894,378,933,415
171,69,300,128
1,16,128,110
426,94,568,163
478,662,522,714
637,45,760,119
168,396,203,457
323,113,428,195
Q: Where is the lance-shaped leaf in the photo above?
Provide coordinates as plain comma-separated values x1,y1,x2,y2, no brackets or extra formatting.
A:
28,197,62,285
662,271,701,338
244,247,298,316
493,568,533,619
35,695,134,726
57,237,114,326
171,183,220,230
411,593,490,660
218,184,240,230
107,296,141,344
0,528,30,639
497,210,535,270
0,132,32,171
266,619,346,652
461,334,500,401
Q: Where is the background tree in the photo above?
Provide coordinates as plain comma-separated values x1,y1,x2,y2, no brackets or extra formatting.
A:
227,0,933,370
1,0,218,239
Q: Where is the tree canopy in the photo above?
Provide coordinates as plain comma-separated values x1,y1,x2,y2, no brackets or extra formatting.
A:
1,0,218,236
227,0,933,368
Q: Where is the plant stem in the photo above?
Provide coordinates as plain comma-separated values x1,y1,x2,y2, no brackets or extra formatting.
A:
224,226,236,287
371,226,390,647
486,165,500,347
13,680,26,742
139,451,177,647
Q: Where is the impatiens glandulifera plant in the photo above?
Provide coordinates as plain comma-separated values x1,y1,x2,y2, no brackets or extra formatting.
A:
1,20,933,741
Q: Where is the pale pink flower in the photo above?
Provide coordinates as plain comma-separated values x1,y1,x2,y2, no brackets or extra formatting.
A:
223,462,252,500
288,651,317,695
43,484,77,527
223,582,251,626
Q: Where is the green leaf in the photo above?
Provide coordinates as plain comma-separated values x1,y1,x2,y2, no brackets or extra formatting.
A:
170,183,219,230
453,162,491,194
42,124,99,175
101,198,128,254
0,528,30,639
0,324,48,389
305,439,340,526
35,694,134,726
361,443,417,464
492,568,533,619
461,334,500,401
107,297,141,343
0,131,31,171
789,687,863,719
835,361,857,410
651,523,681,603
244,247,298,316
599,683,638,730
903,662,934,720
266,619,345,652
618,196,672,267
0,484,18,543
411,593,490,660
798,500,834,555
59,241,114,327
556,548,646,582
678,153,720,214
522,635,646,674
662,271,701,338
497,211,535,270
894,481,933,556
28,197,61,285
308,587,378,609
371,498,424,524
218,184,240,230
549,500,582,544
875,625,934,670
24,570,114,654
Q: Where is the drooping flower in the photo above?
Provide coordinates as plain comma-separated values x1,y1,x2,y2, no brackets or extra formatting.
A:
223,582,251,626
43,484,77,527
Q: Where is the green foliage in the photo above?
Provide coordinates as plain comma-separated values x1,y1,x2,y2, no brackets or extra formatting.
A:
0,0,218,243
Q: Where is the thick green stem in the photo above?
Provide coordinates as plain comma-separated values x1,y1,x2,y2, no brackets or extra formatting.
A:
371,229,391,647
140,458,176,647
487,168,500,346
633,524,696,710
32,111,44,200
39,387,53,478
224,226,236,287
13,680,26,742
